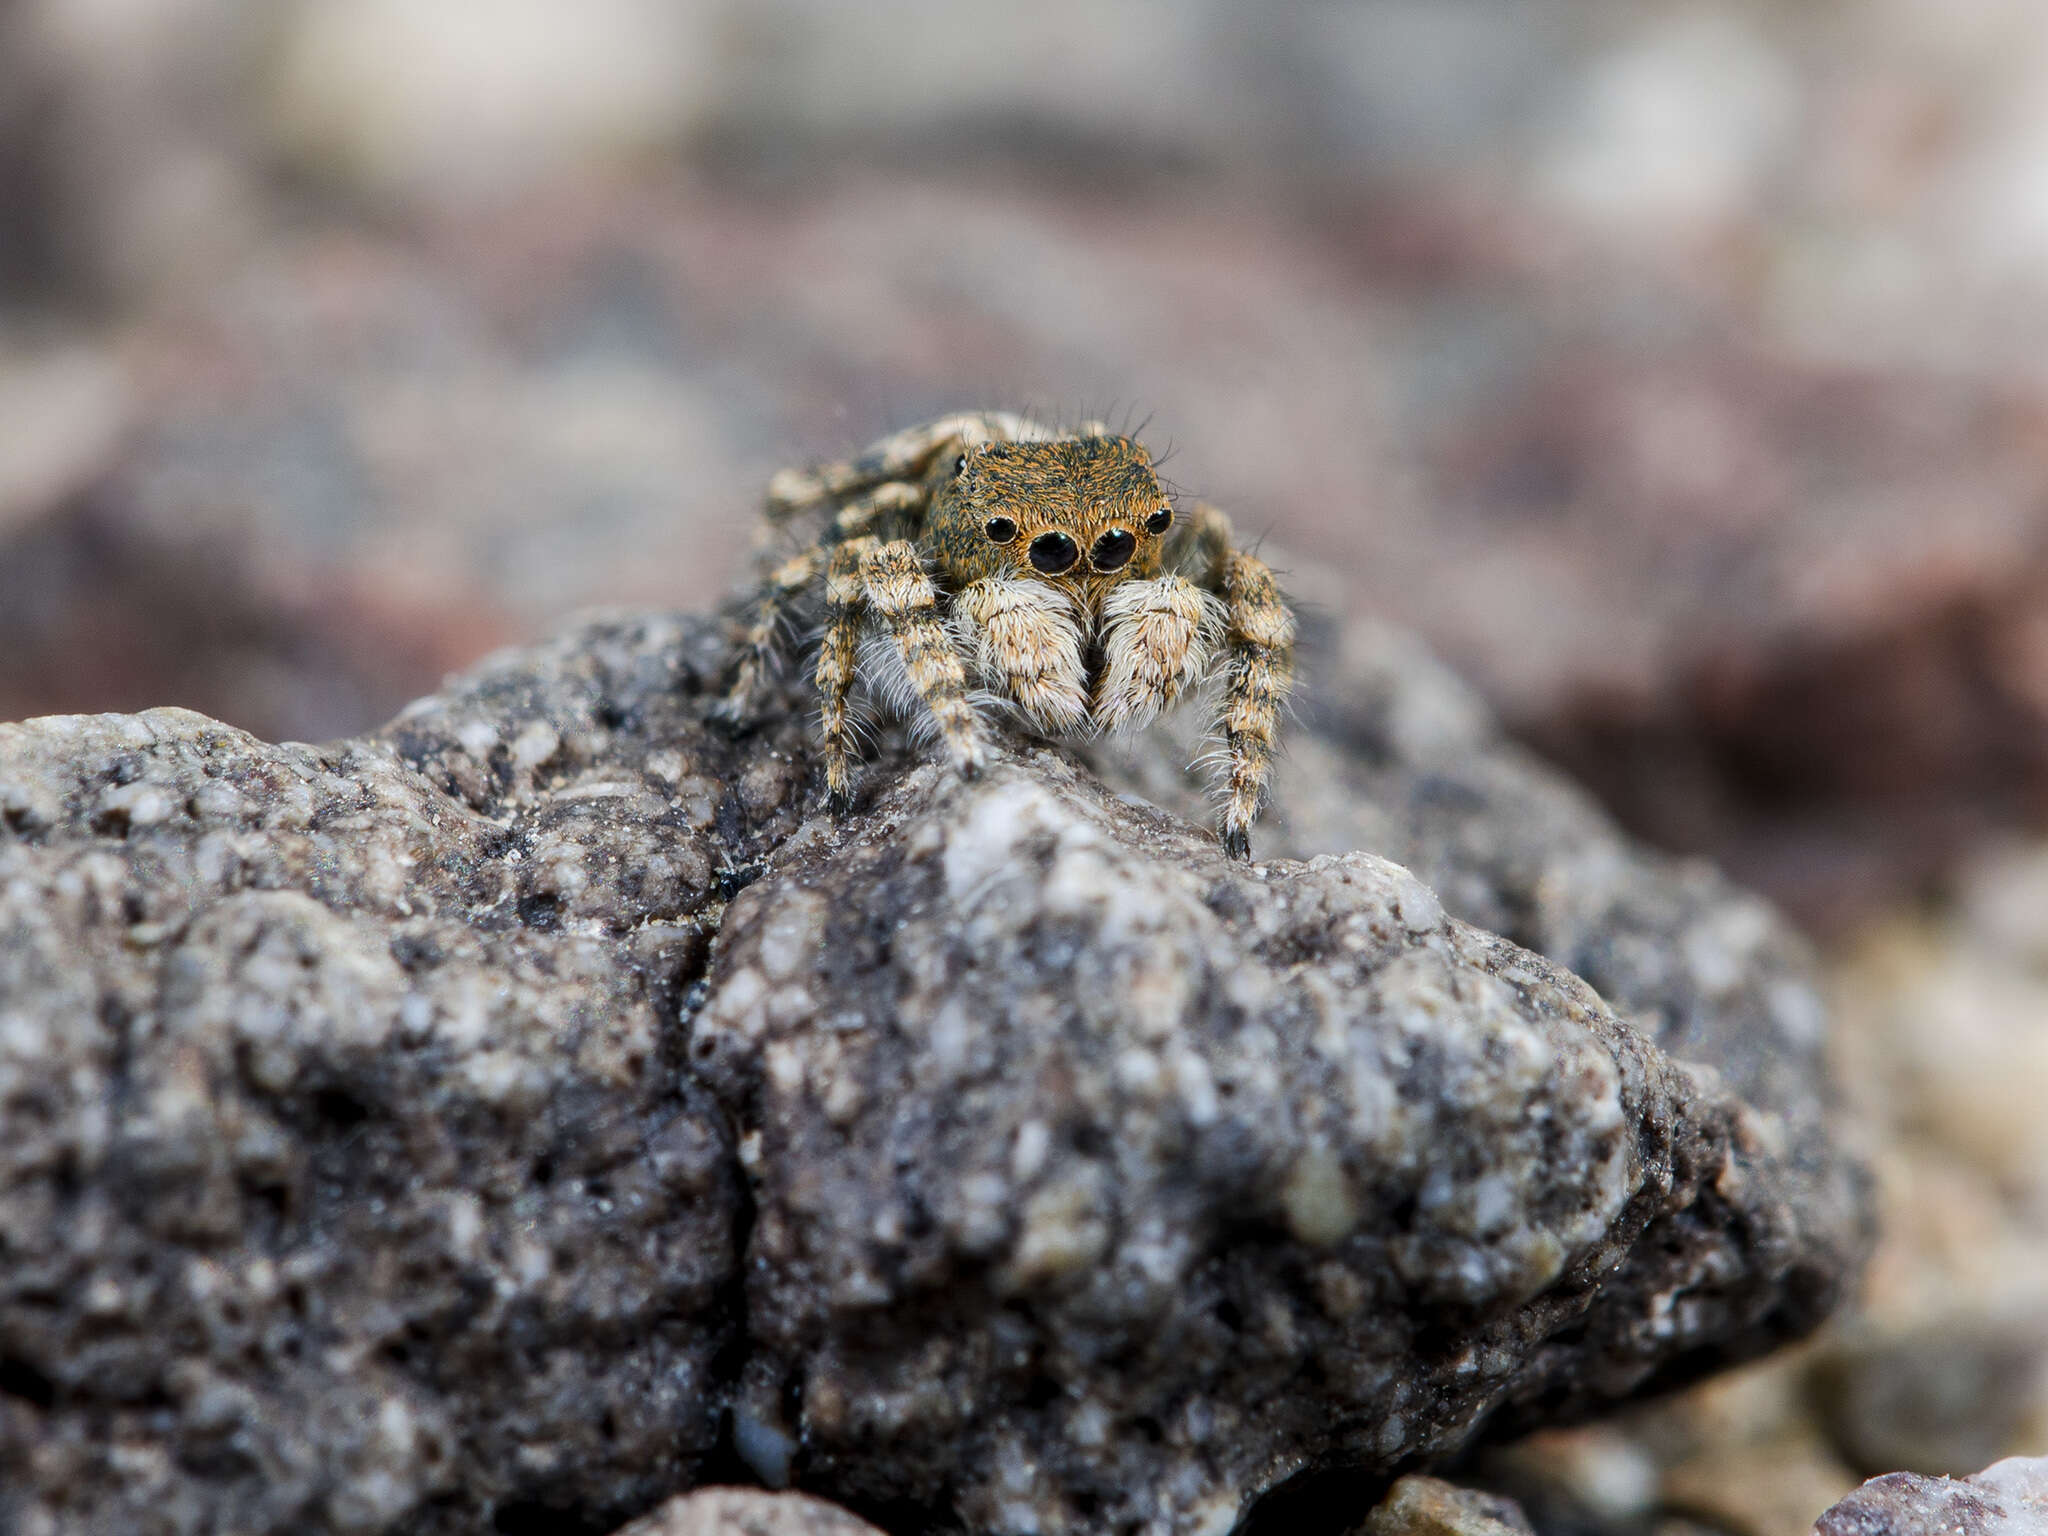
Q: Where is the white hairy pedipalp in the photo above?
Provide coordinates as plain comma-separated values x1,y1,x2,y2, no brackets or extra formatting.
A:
1093,575,1225,734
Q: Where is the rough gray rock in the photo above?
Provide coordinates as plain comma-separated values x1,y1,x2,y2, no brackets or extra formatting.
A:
615,1486,887,1536
1357,1475,1535,1536
0,608,1870,1535
1816,1457,2048,1536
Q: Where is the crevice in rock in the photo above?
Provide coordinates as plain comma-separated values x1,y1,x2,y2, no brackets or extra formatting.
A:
0,1353,57,1409
1238,1465,1393,1536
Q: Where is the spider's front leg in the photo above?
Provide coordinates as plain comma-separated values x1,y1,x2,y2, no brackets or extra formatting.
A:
1186,505,1295,860
861,540,986,779
1092,575,1225,733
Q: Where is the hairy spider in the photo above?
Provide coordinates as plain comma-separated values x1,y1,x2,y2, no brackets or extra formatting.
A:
719,412,1295,859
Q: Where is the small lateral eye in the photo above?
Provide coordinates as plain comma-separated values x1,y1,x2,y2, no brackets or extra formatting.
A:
953,454,968,475
1145,505,1173,535
984,515,1018,543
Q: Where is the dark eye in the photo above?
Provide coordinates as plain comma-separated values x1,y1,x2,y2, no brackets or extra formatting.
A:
953,454,968,475
1146,506,1173,535
984,515,1018,543
1090,528,1136,572
1027,531,1079,574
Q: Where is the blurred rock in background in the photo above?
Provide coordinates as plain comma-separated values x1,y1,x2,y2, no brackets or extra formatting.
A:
6,5,2048,1534
8,0,2048,932
1471,834,2048,1536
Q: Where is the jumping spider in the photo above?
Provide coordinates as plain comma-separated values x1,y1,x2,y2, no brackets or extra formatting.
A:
719,412,1295,859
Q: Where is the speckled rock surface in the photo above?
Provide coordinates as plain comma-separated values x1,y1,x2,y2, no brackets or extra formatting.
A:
1815,1457,2048,1536
1359,1475,1536,1536
0,608,1869,1534
616,1486,888,1536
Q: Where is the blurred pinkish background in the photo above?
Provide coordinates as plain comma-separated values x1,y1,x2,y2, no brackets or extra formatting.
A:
8,0,2048,933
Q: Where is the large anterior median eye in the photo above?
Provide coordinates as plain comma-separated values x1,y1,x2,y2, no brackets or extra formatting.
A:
1028,531,1080,574
1090,528,1135,572
984,515,1018,543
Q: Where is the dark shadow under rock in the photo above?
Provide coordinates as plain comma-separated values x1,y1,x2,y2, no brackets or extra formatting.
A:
0,608,1870,1535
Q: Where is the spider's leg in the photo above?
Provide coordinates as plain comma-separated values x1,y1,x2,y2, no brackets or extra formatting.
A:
861,539,985,778
717,542,827,720
766,413,1046,519
957,575,1090,734
1092,574,1225,734
719,483,927,726
826,481,923,545
1183,504,1294,860
817,536,877,809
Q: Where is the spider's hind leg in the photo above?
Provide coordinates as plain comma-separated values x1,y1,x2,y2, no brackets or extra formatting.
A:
816,536,877,809
716,543,827,722
1183,503,1295,860
765,412,1048,519
718,479,929,725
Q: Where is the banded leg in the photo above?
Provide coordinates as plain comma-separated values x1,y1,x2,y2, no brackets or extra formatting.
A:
826,481,923,544
717,544,827,719
1185,504,1294,860
765,412,1052,518
718,478,927,723
816,537,876,808
861,540,984,777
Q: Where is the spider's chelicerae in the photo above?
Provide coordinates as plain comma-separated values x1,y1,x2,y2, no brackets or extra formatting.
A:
720,412,1295,859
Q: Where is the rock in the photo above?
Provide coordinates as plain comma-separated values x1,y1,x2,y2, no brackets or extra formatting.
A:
1360,1475,1535,1536
0,620,758,1536
1471,1422,1661,1533
1428,357,2048,938
1658,1426,1860,1536
613,1486,886,1536
1474,817,2048,1536
1812,1320,2048,1480
0,608,1871,1534
0,342,127,539
1833,896,2048,1214
1475,1350,1864,1536
0,0,264,303
1815,1457,2048,1536
0,490,497,747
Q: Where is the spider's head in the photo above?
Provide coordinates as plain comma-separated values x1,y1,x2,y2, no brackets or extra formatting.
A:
928,435,1176,595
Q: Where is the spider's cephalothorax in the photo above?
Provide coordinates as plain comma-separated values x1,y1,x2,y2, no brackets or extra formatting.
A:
720,413,1295,858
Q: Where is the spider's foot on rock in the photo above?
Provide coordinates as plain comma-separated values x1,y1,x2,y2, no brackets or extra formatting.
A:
947,735,987,781
1222,824,1253,861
